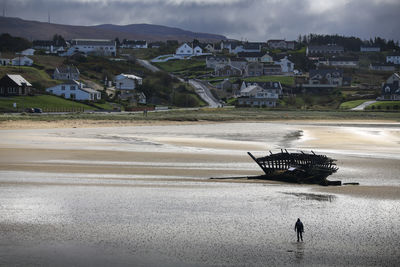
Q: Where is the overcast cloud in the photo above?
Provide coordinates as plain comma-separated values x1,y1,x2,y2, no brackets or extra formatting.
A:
2,0,399,41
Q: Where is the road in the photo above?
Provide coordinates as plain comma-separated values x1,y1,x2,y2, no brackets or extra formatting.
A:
137,59,220,108
351,100,376,111
136,59,160,72
188,79,221,108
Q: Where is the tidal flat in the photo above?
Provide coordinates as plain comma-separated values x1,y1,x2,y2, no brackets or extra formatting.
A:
0,121,399,266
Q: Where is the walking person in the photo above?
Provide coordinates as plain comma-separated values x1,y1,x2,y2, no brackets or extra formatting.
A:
294,218,304,242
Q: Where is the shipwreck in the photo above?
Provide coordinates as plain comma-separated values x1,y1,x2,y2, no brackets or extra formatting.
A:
248,149,341,186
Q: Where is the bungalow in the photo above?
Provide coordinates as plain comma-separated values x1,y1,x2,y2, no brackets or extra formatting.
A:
360,46,380,52
64,39,116,56
387,54,400,65
54,65,80,80
0,74,32,96
306,45,344,56
121,40,148,49
12,56,33,66
381,73,400,100
237,52,264,62
328,57,359,68
215,65,242,77
369,63,395,72
267,40,296,50
46,80,101,101
20,48,35,56
206,56,229,69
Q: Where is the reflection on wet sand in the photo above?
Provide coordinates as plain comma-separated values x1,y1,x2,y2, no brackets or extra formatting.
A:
0,121,400,266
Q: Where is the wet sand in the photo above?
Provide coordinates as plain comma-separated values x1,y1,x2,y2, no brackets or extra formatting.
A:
1,120,400,266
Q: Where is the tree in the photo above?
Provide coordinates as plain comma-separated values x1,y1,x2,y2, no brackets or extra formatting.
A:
53,34,66,47
0,33,32,52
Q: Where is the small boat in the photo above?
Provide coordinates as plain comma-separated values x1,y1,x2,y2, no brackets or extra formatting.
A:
248,149,341,186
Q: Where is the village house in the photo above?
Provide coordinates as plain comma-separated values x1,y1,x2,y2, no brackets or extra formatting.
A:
360,46,380,52
220,41,261,54
267,40,296,50
237,52,265,62
0,58,10,66
53,65,80,80
381,73,400,100
206,56,229,69
306,45,344,56
263,64,282,75
175,43,203,57
305,69,344,88
229,58,248,70
274,56,294,73
386,54,400,65
121,40,148,49
244,62,264,77
114,73,145,102
46,80,101,101
237,81,282,107
20,48,35,56
63,39,116,56
260,53,274,63
204,43,215,52
327,57,359,68
12,56,33,66
369,63,395,72
215,64,242,77
32,40,66,53
0,74,33,96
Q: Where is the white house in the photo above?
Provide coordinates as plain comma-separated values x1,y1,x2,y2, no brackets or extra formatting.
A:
115,73,145,102
121,40,148,49
46,80,101,101
360,46,380,52
275,56,294,73
0,58,10,66
193,46,203,55
64,39,116,56
12,56,33,66
176,43,193,56
387,55,400,65
20,48,35,56
237,81,282,107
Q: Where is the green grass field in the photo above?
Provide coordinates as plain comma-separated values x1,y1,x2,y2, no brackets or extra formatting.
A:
339,99,374,109
154,59,207,73
366,101,400,111
244,76,294,86
0,95,95,112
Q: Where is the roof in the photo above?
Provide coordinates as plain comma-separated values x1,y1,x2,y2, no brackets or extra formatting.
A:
12,56,32,61
237,52,264,58
241,85,262,94
72,39,115,46
309,69,343,78
56,65,80,74
6,74,32,86
267,40,286,43
116,73,142,80
80,87,99,94
244,81,282,90
242,43,260,50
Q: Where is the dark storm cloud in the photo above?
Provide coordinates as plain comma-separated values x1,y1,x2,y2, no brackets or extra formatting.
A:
2,0,400,41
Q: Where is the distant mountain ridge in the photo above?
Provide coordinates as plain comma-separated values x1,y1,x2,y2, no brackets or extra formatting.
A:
0,17,227,42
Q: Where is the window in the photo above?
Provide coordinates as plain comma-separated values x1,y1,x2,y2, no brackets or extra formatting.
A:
62,85,65,90
71,86,75,90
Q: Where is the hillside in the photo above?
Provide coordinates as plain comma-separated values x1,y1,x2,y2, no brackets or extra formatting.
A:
0,17,227,42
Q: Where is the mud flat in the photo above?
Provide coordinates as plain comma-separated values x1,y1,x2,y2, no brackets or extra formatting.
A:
0,121,399,266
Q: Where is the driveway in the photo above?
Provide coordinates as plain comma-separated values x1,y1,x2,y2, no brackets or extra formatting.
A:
188,79,221,108
351,100,376,111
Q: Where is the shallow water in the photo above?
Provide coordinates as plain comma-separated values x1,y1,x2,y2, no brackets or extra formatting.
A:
1,122,400,266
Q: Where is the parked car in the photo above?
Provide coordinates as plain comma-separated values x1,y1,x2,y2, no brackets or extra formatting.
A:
33,108,42,113
25,108,34,113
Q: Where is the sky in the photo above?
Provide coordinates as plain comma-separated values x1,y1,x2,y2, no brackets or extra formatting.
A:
2,0,400,41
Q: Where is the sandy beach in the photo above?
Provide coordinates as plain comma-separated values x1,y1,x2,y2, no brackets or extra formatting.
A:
1,120,399,266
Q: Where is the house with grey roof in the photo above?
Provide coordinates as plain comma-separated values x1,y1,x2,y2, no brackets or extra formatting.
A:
0,74,32,96
237,81,282,107
63,39,116,56
54,65,80,80
380,73,400,100
46,80,101,101
121,40,148,49
267,40,296,50
306,45,344,56
304,69,344,88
